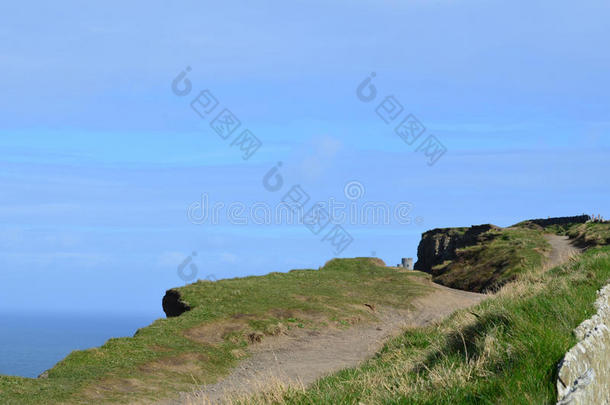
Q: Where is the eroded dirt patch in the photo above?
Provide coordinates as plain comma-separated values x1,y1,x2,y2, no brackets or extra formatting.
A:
182,309,327,347
156,279,485,405
183,320,249,346
139,353,209,375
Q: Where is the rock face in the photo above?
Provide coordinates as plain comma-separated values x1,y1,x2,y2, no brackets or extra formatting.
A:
414,224,500,272
556,283,610,405
162,289,191,317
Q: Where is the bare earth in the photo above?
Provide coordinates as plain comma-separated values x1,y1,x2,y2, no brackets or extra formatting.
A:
157,278,484,405
544,234,580,268
157,235,579,405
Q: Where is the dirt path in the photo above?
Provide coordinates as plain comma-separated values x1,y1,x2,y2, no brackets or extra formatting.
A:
544,234,580,268
156,236,579,404
157,279,484,405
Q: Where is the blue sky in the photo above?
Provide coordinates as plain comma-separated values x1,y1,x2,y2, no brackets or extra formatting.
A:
0,0,608,316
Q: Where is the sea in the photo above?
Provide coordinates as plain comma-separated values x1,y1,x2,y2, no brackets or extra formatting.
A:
0,312,159,378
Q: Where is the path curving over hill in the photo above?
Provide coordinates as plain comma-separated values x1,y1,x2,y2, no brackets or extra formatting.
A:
157,235,580,405
544,234,581,269
158,278,484,405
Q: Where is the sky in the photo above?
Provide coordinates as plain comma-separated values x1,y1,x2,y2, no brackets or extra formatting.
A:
0,0,608,316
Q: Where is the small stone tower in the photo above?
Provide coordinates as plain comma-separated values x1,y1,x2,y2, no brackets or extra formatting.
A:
401,258,414,270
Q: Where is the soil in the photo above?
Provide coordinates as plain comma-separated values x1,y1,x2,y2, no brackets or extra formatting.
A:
156,279,484,405
544,234,580,268
156,235,579,404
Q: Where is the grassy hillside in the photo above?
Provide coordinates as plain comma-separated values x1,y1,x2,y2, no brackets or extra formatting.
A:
0,258,431,405
3,220,607,404
232,246,610,405
429,227,551,292
566,222,610,248
513,218,610,248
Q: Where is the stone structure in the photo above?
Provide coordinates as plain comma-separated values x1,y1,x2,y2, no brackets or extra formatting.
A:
525,215,591,228
556,283,610,404
401,258,413,270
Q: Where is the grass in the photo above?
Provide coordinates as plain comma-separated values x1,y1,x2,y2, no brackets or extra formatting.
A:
565,222,610,248
3,221,607,404
538,223,574,235
0,258,431,405
430,227,551,292
513,219,610,247
225,246,610,405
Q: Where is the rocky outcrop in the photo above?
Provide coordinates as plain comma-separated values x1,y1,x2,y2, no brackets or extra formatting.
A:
414,224,501,272
556,283,610,405
162,289,191,317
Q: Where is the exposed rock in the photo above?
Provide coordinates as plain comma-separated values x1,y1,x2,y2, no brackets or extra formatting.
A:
162,289,191,318
414,224,501,272
556,283,610,404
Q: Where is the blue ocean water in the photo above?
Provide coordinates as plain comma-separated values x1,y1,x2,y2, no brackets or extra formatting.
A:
0,312,159,378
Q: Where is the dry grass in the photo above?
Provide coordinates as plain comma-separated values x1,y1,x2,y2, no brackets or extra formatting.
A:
183,374,303,405
179,247,610,405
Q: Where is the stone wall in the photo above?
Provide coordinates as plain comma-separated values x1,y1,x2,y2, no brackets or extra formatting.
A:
527,215,590,228
556,283,610,404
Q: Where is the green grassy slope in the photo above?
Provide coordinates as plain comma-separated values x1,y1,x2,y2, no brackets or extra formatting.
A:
513,219,610,248
429,227,551,292
566,222,610,248
0,258,430,405
239,246,610,405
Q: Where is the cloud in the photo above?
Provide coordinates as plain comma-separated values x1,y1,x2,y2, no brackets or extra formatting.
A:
298,135,343,181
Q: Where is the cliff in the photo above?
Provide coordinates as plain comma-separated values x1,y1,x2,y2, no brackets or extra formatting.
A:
414,224,550,292
414,216,597,293
414,224,500,272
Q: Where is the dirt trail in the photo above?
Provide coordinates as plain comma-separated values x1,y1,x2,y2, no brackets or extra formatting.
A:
157,236,579,405
157,279,484,405
544,234,580,268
